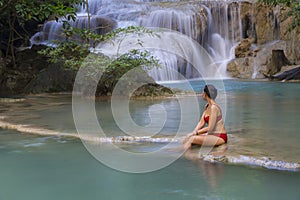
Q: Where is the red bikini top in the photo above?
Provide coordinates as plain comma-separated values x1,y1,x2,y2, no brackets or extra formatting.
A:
204,115,222,123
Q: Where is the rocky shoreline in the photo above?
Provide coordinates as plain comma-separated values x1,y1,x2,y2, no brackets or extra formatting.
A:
227,38,300,81
0,45,179,98
226,1,300,80
0,43,299,98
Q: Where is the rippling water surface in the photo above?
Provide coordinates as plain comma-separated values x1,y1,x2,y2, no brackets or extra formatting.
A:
0,80,300,199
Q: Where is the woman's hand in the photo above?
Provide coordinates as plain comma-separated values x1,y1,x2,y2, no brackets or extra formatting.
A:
187,131,197,137
182,131,196,144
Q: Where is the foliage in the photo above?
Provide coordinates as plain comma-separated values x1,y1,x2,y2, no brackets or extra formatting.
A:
64,26,159,50
258,0,292,6
98,49,159,95
289,1,300,27
39,26,159,69
258,0,300,27
0,0,84,64
38,41,90,69
77,49,160,96
13,0,82,26
39,26,160,95
0,0,161,95
105,49,160,80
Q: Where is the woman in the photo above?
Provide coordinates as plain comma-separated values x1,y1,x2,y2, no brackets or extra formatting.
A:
183,84,227,149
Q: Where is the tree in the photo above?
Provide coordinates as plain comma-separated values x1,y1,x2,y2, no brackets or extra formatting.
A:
0,0,163,96
38,26,160,96
0,0,83,65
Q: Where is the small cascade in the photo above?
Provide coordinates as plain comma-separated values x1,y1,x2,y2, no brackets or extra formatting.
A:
138,6,204,41
135,5,207,80
97,29,220,79
251,43,261,79
30,0,245,81
273,5,281,40
149,52,180,81
203,1,243,78
30,15,116,44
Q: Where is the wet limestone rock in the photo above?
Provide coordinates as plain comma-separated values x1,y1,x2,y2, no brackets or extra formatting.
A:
234,38,255,58
239,1,257,39
228,2,300,80
266,49,291,75
24,63,76,94
279,9,300,64
227,57,255,79
227,40,288,79
255,4,279,45
239,2,300,65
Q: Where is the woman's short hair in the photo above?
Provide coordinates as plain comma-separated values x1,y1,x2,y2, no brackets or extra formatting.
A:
204,85,217,100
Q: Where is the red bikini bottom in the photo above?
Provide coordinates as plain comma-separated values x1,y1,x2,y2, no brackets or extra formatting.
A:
211,133,227,143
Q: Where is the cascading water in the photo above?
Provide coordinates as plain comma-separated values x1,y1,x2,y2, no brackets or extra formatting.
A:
30,0,245,81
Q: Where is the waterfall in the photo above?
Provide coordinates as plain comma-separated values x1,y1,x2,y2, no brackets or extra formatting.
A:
136,5,207,80
203,1,242,78
30,0,244,81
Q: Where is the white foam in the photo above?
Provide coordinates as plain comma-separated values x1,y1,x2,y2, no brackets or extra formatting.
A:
200,153,300,171
1,119,298,171
0,119,181,144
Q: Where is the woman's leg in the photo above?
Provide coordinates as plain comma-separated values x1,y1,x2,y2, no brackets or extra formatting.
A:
183,135,225,150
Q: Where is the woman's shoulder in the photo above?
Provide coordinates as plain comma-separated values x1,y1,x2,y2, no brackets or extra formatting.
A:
211,103,222,112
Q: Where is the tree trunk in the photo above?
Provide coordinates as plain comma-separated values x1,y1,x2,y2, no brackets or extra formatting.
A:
267,50,290,75
7,13,16,67
86,0,90,31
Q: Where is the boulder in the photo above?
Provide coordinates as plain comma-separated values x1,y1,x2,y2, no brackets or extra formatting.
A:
131,83,174,98
227,40,288,79
0,68,35,95
234,38,255,58
266,49,290,75
23,63,76,94
15,45,49,71
0,45,49,96
92,16,116,35
227,57,256,79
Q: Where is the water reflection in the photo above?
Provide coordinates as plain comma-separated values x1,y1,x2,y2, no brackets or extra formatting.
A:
184,146,227,190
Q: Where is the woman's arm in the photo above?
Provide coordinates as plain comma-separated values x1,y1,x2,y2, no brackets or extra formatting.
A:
192,112,206,135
